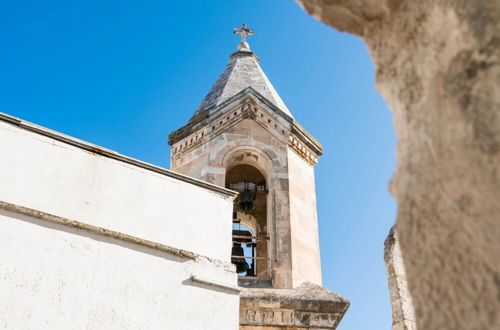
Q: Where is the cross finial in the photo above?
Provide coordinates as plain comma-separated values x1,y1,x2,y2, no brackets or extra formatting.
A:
233,24,254,50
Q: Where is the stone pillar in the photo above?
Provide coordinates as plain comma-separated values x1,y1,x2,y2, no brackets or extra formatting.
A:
384,227,416,330
296,1,500,328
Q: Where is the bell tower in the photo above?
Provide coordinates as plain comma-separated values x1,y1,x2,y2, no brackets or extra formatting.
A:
169,25,349,329
169,25,324,290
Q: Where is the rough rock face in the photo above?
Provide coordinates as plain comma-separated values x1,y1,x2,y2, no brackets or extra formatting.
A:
296,0,500,329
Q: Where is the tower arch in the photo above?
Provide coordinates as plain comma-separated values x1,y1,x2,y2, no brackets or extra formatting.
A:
222,147,274,180
226,163,270,279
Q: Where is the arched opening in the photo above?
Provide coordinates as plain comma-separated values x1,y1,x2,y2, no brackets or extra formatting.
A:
226,164,269,279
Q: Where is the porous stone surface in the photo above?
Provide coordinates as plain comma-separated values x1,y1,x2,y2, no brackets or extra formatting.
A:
240,282,349,329
296,0,500,329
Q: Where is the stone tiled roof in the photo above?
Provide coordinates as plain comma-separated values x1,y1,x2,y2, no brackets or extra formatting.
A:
191,49,293,120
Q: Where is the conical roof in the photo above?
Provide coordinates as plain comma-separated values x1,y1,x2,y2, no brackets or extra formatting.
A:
191,44,293,120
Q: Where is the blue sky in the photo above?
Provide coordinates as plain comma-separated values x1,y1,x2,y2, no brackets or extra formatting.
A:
0,1,396,329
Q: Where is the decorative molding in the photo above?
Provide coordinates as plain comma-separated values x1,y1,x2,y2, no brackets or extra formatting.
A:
0,200,199,260
169,91,322,166
239,282,349,329
240,308,342,328
190,275,241,293
291,119,323,156
168,87,293,145
289,135,319,165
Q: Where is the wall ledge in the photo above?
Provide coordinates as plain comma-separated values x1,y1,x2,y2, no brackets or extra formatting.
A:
0,200,234,269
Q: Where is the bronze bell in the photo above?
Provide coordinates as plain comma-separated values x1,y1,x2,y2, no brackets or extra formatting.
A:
231,243,249,273
238,189,256,213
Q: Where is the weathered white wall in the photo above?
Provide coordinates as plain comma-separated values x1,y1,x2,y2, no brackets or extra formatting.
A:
0,119,231,261
0,116,239,329
0,210,238,330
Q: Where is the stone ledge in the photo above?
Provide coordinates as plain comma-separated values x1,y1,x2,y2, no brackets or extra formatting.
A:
0,199,235,275
240,282,349,329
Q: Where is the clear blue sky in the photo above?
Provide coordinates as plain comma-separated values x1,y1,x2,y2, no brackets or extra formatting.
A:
0,1,397,329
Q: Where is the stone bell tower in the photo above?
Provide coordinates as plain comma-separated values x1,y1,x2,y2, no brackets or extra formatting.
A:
169,25,348,329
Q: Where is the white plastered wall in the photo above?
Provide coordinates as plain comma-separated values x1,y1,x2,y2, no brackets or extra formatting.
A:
0,120,231,261
0,118,239,329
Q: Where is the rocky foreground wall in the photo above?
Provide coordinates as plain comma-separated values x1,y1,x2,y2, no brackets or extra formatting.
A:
296,1,500,329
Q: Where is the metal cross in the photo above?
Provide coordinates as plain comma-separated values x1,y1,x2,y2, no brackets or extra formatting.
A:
233,24,254,43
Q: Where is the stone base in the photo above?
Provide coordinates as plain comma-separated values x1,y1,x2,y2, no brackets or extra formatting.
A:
239,282,349,329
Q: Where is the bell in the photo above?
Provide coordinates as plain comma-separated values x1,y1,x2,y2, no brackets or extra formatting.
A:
231,243,249,274
238,189,256,213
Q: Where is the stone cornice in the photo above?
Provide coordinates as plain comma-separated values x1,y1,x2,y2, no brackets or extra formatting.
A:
289,120,323,165
170,96,289,157
240,282,349,329
169,88,323,165
292,120,323,156
169,87,292,145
